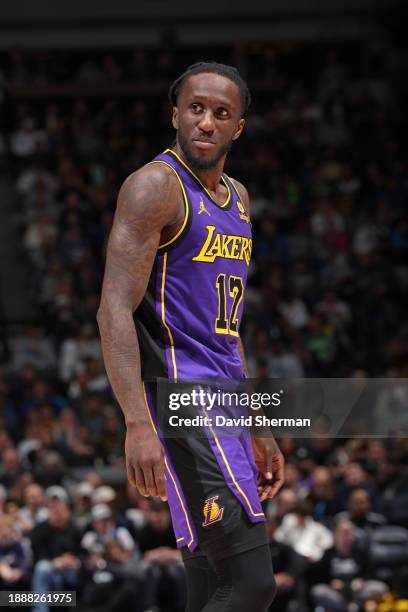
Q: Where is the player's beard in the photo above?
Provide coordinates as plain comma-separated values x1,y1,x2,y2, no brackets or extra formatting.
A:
178,129,233,171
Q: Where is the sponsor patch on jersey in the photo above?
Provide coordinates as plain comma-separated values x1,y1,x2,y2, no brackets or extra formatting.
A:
236,200,250,223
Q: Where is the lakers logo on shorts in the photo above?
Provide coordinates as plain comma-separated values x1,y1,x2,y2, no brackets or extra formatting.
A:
202,495,224,527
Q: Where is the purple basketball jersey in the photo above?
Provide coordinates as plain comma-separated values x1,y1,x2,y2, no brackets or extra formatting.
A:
134,148,252,382
136,149,265,552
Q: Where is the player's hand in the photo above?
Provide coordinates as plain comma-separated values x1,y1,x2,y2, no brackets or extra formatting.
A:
252,436,285,501
125,423,167,501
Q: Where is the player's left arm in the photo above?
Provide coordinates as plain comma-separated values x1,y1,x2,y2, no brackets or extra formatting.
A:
234,178,285,502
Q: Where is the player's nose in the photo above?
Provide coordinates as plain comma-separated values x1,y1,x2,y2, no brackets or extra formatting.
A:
197,110,215,132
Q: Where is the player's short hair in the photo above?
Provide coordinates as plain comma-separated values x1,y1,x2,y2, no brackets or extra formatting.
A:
168,61,251,118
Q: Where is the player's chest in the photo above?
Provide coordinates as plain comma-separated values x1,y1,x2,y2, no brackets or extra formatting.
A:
188,191,252,267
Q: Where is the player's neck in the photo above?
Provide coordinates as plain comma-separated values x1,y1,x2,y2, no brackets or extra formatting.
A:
173,143,226,194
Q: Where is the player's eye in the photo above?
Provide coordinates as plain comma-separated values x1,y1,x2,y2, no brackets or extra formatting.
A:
191,103,203,113
217,108,229,118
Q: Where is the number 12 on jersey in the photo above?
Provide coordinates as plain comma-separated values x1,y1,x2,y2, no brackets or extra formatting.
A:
215,274,244,337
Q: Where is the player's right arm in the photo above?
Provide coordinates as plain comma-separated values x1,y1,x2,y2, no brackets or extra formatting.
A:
97,163,182,501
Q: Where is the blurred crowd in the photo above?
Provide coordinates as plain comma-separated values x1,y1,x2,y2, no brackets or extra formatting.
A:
0,475,186,612
0,40,407,611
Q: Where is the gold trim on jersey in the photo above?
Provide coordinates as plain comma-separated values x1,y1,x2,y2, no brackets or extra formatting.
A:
164,456,195,548
228,177,251,224
142,382,159,435
147,160,190,250
165,149,231,208
200,403,265,519
161,253,178,381
229,176,244,202
142,383,195,548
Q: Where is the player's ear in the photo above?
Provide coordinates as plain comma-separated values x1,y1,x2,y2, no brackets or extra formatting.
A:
232,118,245,141
172,107,179,130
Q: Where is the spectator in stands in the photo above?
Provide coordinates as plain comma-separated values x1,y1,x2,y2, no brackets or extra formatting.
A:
16,158,56,203
306,466,336,524
96,407,124,465
67,357,109,400
83,472,103,490
81,537,153,612
334,487,387,533
125,482,149,535
55,409,98,467
30,489,82,612
91,485,116,508
272,489,298,525
24,213,58,270
90,486,131,530
81,504,136,559
334,462,380,513
308,437,335,465
10,118,46,159
374,378,408,436
80,393,106,444
10,327,56,374
9,474,34,510
0,432,12,457
18,378,66,422
304,315,337,374
54,408,80,448
0,447,23,489
139,499,186,611
295,446,316,493
0,515,31,589
0,484,6,515
269,340,304,378
71,481,94,530
275,500,333,561
309,518,388,611
283,462,309,499
0,386,19,439
32,450,66,489
316,289,352,332
18,483,48,533
279,288,310,331
266,515,307,612
58,324,102,384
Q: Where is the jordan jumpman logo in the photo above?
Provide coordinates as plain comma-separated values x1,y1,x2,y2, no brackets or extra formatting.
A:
198,199,210,216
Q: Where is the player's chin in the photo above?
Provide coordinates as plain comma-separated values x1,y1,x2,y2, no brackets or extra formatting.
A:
189,151,220,171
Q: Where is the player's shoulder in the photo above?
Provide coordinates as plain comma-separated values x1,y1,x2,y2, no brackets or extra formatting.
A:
121,159,179,196
117,160,181,217
227,176,250,214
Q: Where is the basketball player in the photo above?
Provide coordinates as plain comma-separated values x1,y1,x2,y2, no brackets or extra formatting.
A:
97,62,285,611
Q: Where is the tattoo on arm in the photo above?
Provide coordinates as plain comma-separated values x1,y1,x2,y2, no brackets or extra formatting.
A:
97,164,181,429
